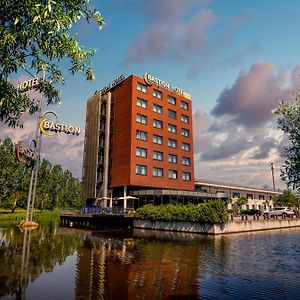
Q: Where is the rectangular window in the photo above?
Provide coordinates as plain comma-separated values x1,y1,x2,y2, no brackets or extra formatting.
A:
153,135,163,145
182,172,191,181
168,124,177,133
153,89,163,99
233,192,240,199
182,157,190,166
168,139,177,148
181,128,190,137
246,193,253,200
181,101,189,110
259,195,265,200
137,82,147,93
153,104,163,114
153,151,163,161
168,109,177,119
181,114,189,123
153,119,163,129
136,147,147,158
136,164,147,175
153,167,163,177
136,113,147,124
137,97,147,108
168,169,178,179
182,142,190,151
168,154,178,164
168,95,176,105
136,130,147,141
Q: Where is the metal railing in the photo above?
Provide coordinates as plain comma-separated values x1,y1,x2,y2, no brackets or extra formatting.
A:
80,206,135,216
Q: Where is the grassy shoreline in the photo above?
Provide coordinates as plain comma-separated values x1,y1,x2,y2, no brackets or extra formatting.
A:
0,209,59,223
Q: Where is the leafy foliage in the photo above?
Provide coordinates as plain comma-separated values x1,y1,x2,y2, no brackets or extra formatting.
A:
135,200,228,225
0,137,84,210
0,0,104,127
273,92,300,190
234,196,248,213
273,189,298,208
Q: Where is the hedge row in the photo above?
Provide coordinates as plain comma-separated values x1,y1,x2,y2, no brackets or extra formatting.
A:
135,200,228,225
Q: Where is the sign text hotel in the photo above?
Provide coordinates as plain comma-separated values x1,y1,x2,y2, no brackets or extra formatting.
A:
17,77,43,92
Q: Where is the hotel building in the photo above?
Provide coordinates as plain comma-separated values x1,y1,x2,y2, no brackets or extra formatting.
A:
82,73,279,209
82,73,195,206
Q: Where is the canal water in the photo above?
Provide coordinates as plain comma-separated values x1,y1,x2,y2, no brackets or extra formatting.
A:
0,221,300,300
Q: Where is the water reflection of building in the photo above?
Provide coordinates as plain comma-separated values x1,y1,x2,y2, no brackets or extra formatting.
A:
75,233,200,299
75,236,134,299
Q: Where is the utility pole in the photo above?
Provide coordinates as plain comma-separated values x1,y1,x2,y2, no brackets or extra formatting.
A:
270,162,276,191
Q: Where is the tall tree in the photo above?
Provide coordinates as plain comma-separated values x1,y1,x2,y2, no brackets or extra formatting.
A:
0,0,104,127
273,92,300,190
0,138,84,210
0,138,30,210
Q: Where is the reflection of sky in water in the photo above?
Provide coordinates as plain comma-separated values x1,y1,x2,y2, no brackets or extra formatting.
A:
198,228,300,300
26,254,77,300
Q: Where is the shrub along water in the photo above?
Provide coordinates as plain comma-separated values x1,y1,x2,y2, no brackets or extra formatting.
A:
135,200,228,225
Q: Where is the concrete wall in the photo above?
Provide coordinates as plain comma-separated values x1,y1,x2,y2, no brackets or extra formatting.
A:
134,218,300,235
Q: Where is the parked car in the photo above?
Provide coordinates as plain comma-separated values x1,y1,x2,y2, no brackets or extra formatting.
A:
264,207,294,217
241,209,262,216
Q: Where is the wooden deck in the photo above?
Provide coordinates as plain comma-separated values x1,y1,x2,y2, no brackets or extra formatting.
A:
60,211,134,229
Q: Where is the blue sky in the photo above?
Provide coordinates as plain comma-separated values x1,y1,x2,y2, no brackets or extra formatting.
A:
2,0,300,190
58,0,300,124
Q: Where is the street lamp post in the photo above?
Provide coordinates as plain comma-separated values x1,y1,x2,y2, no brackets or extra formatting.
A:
270,162,276,191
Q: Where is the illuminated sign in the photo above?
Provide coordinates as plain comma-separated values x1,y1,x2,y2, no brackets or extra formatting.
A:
143,73,184,95
16,140,37,164
39,111,81,136
40,121,81,136
100,75,126,94
17,77,43,92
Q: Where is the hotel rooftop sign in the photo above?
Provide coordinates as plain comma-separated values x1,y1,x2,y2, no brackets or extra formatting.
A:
100,75,126,94
143,73,184,96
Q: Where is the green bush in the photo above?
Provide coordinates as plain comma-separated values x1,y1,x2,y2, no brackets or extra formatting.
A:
135,200,228,225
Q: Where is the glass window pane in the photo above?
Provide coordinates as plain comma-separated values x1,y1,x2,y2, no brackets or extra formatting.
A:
136,147,147,158
168,109,177,119
136,130,147,141
153,89,163,99
168,124,177,133
153,119,163,129
137,98,147,108
153,135,163,145
136,164,147,175
181,101,188,110
153,104,163,114
168,95,176,105
137,82,147,93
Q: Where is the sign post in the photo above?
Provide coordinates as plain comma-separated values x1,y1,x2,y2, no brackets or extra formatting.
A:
16,75,81,228
19,75,45,228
